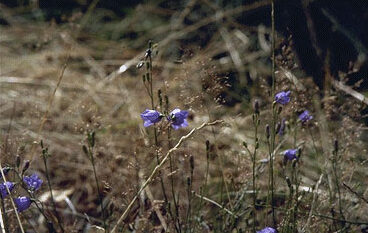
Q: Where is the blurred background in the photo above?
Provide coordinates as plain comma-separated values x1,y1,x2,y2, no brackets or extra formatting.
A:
1,0,368,232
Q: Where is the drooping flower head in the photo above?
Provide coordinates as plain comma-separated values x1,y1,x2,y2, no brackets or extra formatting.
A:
257,227,277,233
168,108,189,130
14,196,31,212
299,110,313,123
23,173,43,191
275,91,291,105
0,182,14,198
283,149,298,161
140,109,163,127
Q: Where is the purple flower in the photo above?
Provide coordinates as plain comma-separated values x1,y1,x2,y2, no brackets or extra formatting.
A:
299,110,313,123
283,149,298,161
275,91,291,105
23,173,43,191
140,109,163,127
0,182,14,198
169,108,189,130
14,196,31,212
257,227,277,233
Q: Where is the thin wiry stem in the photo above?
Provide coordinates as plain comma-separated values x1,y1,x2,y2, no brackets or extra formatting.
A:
270,0,277,227
0,162,25,233
144,41,175,231
88,144,108,232
41,146,65,233
332,145,345,229
13,168,55,228
194,193,238,218
303,174,324,232
110,120,223,233
267,106,278,227
29,54,70,161
0,197,7,233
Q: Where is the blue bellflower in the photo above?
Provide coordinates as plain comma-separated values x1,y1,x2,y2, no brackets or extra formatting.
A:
275,91,291,105
299,110,313,123
283,149,298,161
14,196,31,212
257,227,277,233
23,174,43,191
0,182,14,198
169,108,189,130
140,109,162,127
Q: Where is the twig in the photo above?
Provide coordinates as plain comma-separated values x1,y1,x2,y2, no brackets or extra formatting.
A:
110,120,224,233
0,202,5,233
303,174,324,232
277,67,306,91
194,193,238,218
41,143,65,232
276,68,368,106
343,182,368,205
219,27,246,86
268,0,277,227
29,55,70,160
0,162,25,233
145,186,168,231
332,80,368,105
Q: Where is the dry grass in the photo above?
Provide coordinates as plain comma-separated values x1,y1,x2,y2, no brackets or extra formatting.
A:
1,1,368,232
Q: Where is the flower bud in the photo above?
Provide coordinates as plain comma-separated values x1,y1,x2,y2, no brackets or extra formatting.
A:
285,176,292,188
16,155,21,168
266,124,270,139
22,160,30,173
277,106,282,115
82,145,88,155
187,177,191,186
158,89,162,107
189,155,194,173
276,122,281,134
334,139,338,153
254,100,260,115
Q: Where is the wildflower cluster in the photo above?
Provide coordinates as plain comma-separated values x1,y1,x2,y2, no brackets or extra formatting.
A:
274,91,313,160
0,164,43,212
140,108,189,130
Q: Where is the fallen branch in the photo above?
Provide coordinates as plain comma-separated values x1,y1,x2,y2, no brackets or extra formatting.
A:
194,193,238,217
332,80,368,105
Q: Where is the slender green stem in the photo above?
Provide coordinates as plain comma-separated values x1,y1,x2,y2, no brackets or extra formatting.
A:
251,113,259,233
195,141,210,232
145,42,178,232
41,151,65,233
13,171,50,222
332,147,345,230
270,0,277,227
0,163,25,233
268,106,277,227
88,144,108,232
0,197,9,233
271,0,276,96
